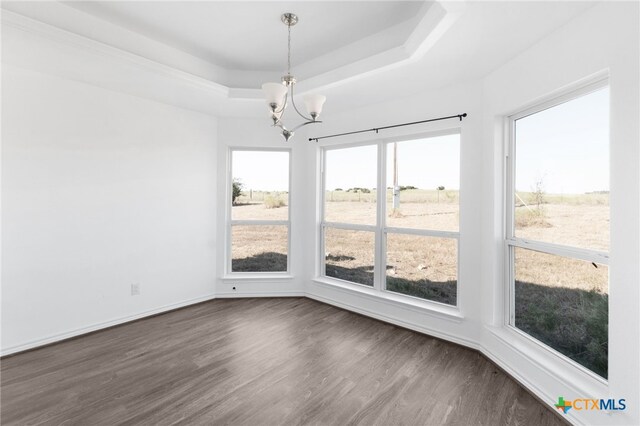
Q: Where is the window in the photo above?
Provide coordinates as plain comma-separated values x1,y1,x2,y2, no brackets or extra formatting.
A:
323,145,377,286
229,150,290,274
385,135,460,305
321,132,460,307
506,82,609,378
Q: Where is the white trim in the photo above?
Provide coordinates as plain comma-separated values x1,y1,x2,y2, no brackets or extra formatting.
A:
375,141,386,291
215,291,304,298
231,220,289,226
1,10,229,98
221,274,294,281
307,292,471,346
0,293,217,357
312,277,463,321
322,222,377,232
507,238,609,264
479,341,587,426
320,137,382,150
504,324,608,385
379,127,462,144
385,227,459,239
509,77,609,123
505,115,516,326
306,294,471,350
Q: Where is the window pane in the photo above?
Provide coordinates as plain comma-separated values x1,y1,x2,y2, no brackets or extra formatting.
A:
231,225,287,272
514,87,609,251
232,151,289,221
386,135,460,232
514,247,608,378
386,234,457,305
324,145,377,225
324,227,375,286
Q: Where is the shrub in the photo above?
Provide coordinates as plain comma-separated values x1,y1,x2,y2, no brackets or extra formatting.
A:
232,179,243,205
264,195,286,209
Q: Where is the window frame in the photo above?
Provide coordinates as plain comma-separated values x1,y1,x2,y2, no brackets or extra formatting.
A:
226,147,292,276
319,129,462,309
503,78,610,378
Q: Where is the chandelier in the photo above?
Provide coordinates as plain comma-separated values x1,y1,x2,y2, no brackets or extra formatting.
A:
261,13,326,142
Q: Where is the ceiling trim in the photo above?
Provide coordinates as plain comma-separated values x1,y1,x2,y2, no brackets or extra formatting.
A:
1,9,230,98
1,1,463,101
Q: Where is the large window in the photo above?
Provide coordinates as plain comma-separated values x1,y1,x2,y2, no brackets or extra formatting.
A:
323,145,377,286
229,149,290,274
506,81,609,378
321,132,460,307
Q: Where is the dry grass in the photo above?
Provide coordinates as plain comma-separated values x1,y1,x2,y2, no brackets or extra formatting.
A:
264,195,286,209
515,208,552,228
231,225,287,272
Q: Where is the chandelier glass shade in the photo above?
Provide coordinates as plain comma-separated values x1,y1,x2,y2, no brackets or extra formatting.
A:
261,13,326,141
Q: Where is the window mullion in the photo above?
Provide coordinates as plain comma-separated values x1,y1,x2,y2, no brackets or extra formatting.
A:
375,141,386,291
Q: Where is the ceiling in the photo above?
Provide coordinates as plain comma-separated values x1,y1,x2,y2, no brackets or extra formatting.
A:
63,1,423,72
1,1,599,116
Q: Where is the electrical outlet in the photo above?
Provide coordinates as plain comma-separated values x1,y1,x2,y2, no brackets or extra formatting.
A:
131,283,140,296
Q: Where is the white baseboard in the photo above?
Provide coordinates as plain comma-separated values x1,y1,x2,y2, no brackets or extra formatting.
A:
306,292,480,351
1,293,217,357
479,345,576,425
215,291,305,298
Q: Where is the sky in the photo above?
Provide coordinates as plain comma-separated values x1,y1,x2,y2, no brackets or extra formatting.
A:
232,87,609,195
324,135,460,191
515,87,609,194
233,150,289,191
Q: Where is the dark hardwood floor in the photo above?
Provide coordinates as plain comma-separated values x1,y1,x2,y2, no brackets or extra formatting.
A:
1,298,566,425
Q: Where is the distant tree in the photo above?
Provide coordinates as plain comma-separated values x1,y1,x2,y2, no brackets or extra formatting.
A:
232,179,244,205
437,186,445,191
347,187,371,194
335,188,343,191
400,185,418,191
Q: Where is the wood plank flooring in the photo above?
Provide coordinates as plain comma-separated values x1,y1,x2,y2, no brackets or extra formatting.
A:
1,298,567,425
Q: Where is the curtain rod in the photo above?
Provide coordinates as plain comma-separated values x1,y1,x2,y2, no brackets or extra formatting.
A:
308,113,467,142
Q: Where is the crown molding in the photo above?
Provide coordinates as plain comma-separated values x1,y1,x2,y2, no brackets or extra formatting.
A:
1,9,230,98
1,1,463,103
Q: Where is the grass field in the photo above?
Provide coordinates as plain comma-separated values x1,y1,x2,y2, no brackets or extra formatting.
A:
231,189,609,378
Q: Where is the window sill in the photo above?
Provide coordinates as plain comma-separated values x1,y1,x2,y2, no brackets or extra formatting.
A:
312,276,464,323
486,324,608,389
222,274,294,281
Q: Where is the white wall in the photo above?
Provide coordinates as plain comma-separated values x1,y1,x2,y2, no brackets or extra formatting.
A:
1,65,218,354
480,2,639,425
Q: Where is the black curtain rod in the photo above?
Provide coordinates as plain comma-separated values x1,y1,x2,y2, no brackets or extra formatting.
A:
308,113,467,142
